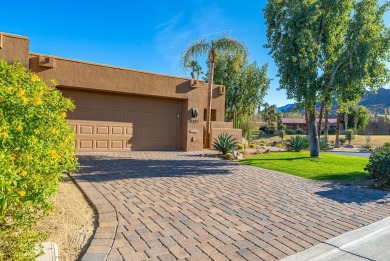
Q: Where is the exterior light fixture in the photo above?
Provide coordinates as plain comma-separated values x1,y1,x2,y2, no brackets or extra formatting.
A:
191,108,199,118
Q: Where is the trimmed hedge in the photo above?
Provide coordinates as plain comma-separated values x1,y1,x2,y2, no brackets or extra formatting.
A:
0,60,77,260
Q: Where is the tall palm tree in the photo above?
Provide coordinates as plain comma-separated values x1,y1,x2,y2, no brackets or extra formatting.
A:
181,37,247,146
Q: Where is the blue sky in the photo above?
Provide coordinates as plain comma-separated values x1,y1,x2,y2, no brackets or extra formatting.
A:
1,0,389,107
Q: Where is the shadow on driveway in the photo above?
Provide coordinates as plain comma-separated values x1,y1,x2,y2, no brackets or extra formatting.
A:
77,154,234,181
315,184,390,205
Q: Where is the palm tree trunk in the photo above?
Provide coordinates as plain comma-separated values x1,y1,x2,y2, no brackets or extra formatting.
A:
335,112,341,147
309,104,320,157
354,116,358,131
324,108,329,142
318,102,325,139
344,113,348,131
206,62,215,148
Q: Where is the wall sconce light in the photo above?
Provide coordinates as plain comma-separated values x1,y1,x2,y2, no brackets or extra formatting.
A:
191,108,199,118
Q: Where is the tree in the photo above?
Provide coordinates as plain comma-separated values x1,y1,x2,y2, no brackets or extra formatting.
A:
209,52,270,122
264,0,390,157
181,37,247,146
349,105,369,130
262,104,277,126
262,102,270,123
184,60,202,80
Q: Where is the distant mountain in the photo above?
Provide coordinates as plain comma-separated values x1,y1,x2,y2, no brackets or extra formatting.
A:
277,88,390,115
359,88,390,114
277,103,295,112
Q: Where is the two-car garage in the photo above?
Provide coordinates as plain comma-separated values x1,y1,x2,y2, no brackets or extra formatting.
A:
62,89,182,151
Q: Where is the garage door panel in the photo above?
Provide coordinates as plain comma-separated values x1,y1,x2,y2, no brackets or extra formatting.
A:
80,140,93,149
111,140,124,149
111,126,124,135
63,90,181,151
96,140,109,149
80,125,94,135
96,126,109,135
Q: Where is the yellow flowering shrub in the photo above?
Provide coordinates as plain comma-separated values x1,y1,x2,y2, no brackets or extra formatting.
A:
0,60,77,260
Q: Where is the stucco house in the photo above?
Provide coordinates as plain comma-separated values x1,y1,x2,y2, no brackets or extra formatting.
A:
280,118,337,132
0,33,241,151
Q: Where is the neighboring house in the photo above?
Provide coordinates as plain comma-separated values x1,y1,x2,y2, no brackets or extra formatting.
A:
0,33,241,151
280,118,337,131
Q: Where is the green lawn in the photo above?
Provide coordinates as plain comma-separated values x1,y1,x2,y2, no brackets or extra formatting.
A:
240,152,369,181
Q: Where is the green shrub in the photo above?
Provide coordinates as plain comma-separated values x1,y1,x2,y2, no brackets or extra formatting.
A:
241,150,248,155
279,123,286,131
345,129,355,144
295,128,304,135
287,135,309,152
0,60,77,260
319,137,329,151
279,130,286,141
255,149,262,155
225,153,233,160
264,148,271,154
328,127,336,135
285,129,293,135
361,143,372,151
236,144,245,150
245,129,252,144
259,124,276,135
340,137,347,145
249,143,255,148
213,133,237,155
365,144,390,187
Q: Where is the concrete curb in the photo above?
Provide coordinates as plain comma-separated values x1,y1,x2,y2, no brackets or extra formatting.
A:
281,216,390,261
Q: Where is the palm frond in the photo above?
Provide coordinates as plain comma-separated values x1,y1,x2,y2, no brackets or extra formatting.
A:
181,38,210,70
212,37,248,61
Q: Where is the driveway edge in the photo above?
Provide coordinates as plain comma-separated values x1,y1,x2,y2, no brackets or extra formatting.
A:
71,173,119,261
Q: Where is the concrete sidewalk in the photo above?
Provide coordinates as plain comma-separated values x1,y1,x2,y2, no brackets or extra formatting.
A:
281,216,390,261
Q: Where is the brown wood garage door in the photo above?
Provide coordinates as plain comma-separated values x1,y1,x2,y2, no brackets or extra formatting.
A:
61,89,182,151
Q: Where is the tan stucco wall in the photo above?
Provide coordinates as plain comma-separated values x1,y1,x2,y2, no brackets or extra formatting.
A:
210,128,243,148
211,121,234,129
0,32,235,151
0,33,29,68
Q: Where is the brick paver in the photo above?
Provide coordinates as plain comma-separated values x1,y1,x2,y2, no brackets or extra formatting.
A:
73,152,390,260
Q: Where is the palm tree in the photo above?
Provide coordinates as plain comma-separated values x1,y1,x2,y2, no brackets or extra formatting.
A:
181,37,247,147
262,102,270,123
185,60,202,80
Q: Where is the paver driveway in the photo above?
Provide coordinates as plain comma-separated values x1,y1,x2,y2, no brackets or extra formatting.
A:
73,152,390,261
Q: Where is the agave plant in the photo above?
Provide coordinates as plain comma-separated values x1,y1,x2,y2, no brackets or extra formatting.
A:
287,135,309,152
213,133,237,155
